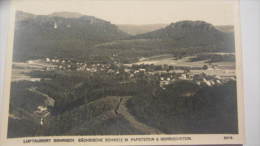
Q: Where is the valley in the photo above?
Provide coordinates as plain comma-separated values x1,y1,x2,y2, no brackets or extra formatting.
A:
8,11,238,138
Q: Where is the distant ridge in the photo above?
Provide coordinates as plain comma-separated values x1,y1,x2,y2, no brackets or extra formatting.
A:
118,23,234,35
216,25,234,33
15,11,35,21
133,20,235,50
50,12,84,18
118,24,167,35
13,11,129,61
13,11,235,62
135,21,222,39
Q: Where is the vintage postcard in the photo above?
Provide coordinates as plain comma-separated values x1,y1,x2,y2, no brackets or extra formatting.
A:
0,0,244,145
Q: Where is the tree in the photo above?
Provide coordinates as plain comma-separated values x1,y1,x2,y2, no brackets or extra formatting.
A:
202,65,208,70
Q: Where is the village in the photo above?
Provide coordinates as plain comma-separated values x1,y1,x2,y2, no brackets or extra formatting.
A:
35,57,236,89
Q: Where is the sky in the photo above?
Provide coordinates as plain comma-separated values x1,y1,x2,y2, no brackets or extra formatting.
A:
13,0,238,25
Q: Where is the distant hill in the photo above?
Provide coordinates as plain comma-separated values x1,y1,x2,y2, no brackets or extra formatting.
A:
13,12,235,62
216,25,234,33
15,11,35,21
133,21,235,51
118,24,167,35
118,23,233,35
50,12,84,18
92,21,235,63
13,11,129,61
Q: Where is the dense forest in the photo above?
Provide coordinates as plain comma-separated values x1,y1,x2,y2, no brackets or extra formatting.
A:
9,68,237,137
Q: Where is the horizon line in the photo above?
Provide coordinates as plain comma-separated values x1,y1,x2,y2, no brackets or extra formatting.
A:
16,10,234,26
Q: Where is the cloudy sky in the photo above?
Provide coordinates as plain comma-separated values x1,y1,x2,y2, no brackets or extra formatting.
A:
13,0,238,25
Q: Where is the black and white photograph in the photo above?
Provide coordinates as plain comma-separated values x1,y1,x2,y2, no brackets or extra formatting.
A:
0,0,244,145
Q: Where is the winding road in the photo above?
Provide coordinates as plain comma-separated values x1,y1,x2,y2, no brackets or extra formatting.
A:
115,96,163,134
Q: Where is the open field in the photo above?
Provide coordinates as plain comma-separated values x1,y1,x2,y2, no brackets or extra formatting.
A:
130,54,235,78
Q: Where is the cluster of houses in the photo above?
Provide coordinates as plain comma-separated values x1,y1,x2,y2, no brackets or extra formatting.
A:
43,58,236,89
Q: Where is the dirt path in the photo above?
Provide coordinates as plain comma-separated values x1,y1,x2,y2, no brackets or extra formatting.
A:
116,96,163,134
27,87,55,107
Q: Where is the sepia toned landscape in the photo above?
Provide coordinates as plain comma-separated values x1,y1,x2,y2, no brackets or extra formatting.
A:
8,10,238,138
